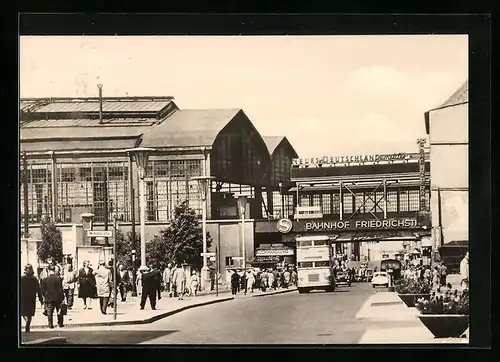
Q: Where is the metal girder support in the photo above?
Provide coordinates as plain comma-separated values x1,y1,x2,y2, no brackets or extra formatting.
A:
343,181,385,220
214,181,223,192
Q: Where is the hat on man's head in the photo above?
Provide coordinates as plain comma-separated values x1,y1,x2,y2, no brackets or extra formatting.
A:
138,265,150,272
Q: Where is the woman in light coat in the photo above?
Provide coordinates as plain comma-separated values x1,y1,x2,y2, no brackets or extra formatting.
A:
172,263,186,300
94,261,112,315
189,271,199,297
245,270,255,293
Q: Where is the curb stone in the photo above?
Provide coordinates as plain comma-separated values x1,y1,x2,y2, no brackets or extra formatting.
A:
29,297,234,329
23,337,67,345
252,288,297,298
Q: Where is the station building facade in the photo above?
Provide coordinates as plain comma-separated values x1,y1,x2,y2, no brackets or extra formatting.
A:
20,96,298,280
253,151,433,268
424,80,468,271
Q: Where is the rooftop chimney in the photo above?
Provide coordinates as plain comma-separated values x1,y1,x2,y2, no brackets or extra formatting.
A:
97,84,103,124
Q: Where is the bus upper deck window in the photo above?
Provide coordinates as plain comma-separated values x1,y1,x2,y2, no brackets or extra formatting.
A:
299,240,312,247
298,262,313,268
314,240,328,246
314,261,330,268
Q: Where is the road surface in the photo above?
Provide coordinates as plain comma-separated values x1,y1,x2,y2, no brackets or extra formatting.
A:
21,282,408,344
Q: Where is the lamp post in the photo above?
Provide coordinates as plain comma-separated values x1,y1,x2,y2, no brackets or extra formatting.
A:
235,193,252,271
279,182,284,218
191,176,215,292
124,147,155,269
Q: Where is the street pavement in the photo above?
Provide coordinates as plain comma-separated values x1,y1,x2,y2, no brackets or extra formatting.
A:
20,276,468,345
20,282,410,344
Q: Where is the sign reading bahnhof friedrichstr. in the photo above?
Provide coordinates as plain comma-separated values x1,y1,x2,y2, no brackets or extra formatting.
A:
300,218,419,232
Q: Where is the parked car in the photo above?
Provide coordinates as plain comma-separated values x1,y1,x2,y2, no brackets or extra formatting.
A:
335,271,352,287
372,271,389,288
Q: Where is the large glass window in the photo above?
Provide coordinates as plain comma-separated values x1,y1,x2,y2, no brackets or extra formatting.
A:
343,193,353,213
20,163,53,223
149,159,203,220
408,190,420,211
387,191,398,212
399,190,409,212
353,192,364,213
55,162,129,223
321,194,331,214
300,194,311,207
312,194,321,208
364,191,375,213
332,194,340,214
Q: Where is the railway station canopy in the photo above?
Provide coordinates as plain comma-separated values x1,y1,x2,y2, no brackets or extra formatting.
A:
20,96,272,187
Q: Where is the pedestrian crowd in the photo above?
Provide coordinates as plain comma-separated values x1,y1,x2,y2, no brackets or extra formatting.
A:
229,266,297,296
20,258,214,331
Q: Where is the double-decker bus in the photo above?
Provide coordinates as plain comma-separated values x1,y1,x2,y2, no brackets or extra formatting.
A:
296,235,336,294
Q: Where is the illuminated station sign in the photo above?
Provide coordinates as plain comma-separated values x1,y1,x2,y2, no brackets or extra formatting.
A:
292,153,413,167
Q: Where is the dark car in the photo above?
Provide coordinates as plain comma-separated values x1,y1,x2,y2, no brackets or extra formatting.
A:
335,271,352,287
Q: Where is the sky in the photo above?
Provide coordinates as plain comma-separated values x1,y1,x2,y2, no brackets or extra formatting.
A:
19,35,468,158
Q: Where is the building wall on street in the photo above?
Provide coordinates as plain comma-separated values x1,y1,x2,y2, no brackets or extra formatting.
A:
429,103,468,144
26,220,254,282
360,240,418,261
428,102,468,247
439,190,468,243
20,239,39,274
430,145,468,189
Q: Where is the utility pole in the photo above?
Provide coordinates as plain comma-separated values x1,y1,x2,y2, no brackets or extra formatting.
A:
128,153,138,297
113,215,118,320
103,170,109,247
98,84,109,247
22,151,30,263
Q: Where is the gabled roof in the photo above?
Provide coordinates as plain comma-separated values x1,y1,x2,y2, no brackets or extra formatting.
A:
20,126,148,141
424,80,468,134
438,80,468,108
263,136,299,158
139,109,242,148
20,96,177,120
263,136,284,155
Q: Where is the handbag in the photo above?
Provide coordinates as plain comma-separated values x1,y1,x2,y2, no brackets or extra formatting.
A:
59,295,68,316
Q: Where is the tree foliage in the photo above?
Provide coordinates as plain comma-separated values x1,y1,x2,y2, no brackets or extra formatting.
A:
146,200,212,271
37,216,63,263
114,229,141,268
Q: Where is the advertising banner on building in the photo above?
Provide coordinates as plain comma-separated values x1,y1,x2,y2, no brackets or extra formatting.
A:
255,248,295,257
298,218,420,232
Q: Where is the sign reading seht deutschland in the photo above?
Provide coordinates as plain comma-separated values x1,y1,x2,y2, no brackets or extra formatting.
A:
302,218,418,232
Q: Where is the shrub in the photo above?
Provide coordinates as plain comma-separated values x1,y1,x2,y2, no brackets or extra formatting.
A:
416,289,469,315
394,276,432,294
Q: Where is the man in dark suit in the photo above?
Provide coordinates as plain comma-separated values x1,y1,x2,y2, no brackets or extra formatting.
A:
41,265,65,328
149,264,163,300
139,266,157,310
117,263,130,302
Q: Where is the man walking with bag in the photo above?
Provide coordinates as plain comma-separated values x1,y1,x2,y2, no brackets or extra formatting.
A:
41,265,65,329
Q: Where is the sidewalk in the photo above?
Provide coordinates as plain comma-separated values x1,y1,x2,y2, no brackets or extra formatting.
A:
355,290,469,344
24,292,233,330
23,286,295,330
355,291,419,321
